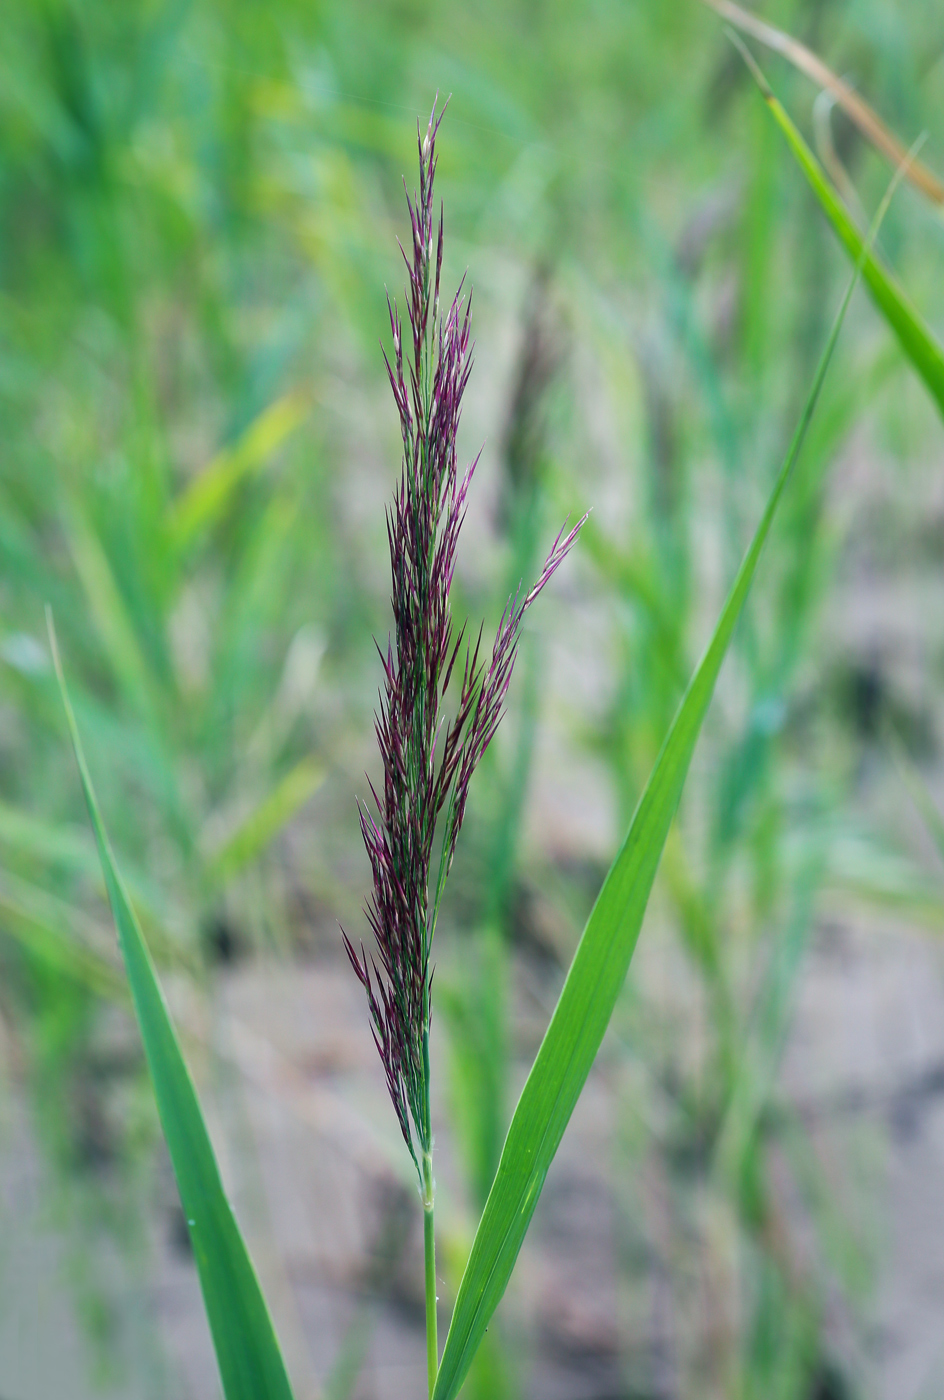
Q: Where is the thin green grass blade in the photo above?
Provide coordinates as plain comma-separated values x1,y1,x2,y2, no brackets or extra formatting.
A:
0,871,126,1001
168,389,309,549
742,50,944,419
205,756,325,887
48,611,296,1400
432,257,863,1400
888,730,944,869
0,797,97,875
67,500,162,722
712,852,822,1187
826,826,944,927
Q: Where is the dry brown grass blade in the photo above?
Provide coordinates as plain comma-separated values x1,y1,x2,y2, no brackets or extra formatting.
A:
702,0,944,208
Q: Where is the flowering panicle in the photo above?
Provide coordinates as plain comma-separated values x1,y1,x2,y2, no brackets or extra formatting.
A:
344,99,585,1176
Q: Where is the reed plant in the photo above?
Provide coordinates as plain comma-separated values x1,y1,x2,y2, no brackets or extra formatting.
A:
3,2,942,1393
44,69,928,1395
339,101,584,1394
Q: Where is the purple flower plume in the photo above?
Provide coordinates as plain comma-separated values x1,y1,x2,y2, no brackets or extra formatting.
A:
343,98,586,1173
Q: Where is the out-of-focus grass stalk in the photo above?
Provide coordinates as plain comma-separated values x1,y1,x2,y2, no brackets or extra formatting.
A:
704,0,944,208
422,1145,438,1396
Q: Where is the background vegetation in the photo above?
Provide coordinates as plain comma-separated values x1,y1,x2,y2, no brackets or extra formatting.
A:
2,1,944,1397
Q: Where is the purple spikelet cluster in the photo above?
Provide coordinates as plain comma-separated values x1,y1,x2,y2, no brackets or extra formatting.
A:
344,99,585,1174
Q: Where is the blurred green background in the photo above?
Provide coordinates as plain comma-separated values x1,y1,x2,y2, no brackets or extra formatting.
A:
2,1,944,1397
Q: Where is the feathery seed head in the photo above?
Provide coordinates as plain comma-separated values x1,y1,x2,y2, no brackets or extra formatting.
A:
344,97,586,1175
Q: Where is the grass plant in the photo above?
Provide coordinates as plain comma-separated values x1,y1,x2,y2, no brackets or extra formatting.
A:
45,86,892,1400
2,4,943,1397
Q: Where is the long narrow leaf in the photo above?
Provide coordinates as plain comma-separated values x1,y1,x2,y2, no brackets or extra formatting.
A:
744,52,944,420
433,246,864,1400
703,0,944,207
49,612,296,1400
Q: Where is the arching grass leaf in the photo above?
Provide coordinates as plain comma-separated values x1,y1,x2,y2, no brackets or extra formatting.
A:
742,50,944,420
49,611,296,1400
433,244,864,1400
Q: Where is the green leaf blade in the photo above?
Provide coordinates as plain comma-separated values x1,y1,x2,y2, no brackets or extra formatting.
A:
50,616,296,1400
762,84,944,420
433,256,859,1400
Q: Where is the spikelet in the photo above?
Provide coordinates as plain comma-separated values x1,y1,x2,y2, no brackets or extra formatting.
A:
343,98,585,1174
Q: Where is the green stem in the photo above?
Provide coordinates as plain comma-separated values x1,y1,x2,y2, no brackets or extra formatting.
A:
422,1149,438,1398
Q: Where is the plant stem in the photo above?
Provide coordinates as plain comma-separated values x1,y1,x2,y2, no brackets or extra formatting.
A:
422,1149,438,1398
